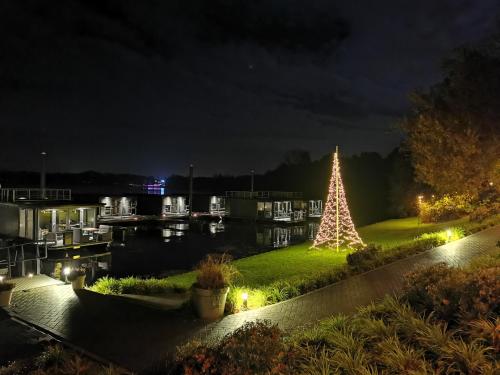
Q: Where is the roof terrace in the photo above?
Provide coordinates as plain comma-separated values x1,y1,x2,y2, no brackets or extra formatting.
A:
0,188,72,203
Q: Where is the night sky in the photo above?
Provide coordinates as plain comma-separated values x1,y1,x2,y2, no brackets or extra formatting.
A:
0,1,498,176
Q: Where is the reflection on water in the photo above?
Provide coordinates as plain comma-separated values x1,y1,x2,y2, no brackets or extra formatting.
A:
104,219,319,278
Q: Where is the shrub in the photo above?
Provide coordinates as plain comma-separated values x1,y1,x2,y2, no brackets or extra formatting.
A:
194,254,239,290
419,194,473,223
171,321,290,374
1,344,124,375
346,243,380,272
0,282,15,292
469,201,500,222
402,262,500,325
89,276,187,295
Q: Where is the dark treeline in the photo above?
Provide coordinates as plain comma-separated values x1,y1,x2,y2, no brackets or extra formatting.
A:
0,148,422,226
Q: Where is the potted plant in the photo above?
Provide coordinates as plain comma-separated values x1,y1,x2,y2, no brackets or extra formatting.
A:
192,254,238,320
0,281,15,307
67,268,86,290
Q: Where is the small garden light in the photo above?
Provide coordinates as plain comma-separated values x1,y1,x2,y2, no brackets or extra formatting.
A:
0,276,4,282
63,267,71,276
27,273,34,278
242,292,248,309
446,229,452,241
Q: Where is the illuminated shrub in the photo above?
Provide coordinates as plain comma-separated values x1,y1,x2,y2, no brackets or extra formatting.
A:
419,194,473,223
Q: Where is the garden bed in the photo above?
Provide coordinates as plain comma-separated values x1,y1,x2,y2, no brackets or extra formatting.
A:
91,215,500,312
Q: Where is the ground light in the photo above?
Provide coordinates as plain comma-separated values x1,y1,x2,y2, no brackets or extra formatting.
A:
446,229,452,241
242,292,248,309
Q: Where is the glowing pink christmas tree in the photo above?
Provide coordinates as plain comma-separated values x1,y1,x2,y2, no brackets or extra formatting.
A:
312,147,364,251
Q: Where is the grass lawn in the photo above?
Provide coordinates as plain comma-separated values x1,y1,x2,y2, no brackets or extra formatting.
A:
163,216,471,290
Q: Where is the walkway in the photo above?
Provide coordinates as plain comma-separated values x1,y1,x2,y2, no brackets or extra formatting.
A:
6,225,500,372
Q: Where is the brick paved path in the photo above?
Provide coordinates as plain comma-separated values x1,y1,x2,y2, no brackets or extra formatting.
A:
6,225,500,372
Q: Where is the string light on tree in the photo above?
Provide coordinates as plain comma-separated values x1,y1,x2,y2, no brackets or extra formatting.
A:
312,146,364,251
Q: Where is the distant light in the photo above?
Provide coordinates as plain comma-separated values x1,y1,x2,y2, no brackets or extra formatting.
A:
28,273,34,278
489,181,494,186
63,267,71,276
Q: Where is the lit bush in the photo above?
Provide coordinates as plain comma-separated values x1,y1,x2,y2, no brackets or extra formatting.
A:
90,276,187,295
419,194,473,223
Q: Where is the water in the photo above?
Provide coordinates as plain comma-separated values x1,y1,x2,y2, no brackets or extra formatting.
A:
107,219,320,278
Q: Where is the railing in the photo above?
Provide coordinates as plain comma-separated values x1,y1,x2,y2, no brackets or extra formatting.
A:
1,188,72,202
0,241,48,278
225,191,303,199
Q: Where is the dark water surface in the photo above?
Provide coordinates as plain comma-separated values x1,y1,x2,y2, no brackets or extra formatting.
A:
107,219,320,278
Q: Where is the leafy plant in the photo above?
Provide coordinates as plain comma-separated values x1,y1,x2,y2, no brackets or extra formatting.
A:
194,254,239,290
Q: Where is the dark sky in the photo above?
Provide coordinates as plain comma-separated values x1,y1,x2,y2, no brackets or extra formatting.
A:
0,0,498,176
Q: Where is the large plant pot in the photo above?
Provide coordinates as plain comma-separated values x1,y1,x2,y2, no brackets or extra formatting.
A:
0,289,14,307
192,286,229,320
71,275,86,290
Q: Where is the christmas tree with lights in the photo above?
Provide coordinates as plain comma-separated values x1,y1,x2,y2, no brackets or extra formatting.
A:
312,146,364,251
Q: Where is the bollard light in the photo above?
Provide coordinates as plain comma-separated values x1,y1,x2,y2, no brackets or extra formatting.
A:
446,229,452,241
242,292,248,309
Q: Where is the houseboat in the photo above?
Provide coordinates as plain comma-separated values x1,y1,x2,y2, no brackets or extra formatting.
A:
0,188,112,250
308,199,323,218
162,195,189,217
209,195,226,216
99,196,137,218
225,191,306,222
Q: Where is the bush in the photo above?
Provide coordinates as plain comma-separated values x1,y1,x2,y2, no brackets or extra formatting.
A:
469,201,500,222
419,194,473,223
171,321,290,374
346,243,380,272
90,276,187,295
402,261,500,325
1,344,124,375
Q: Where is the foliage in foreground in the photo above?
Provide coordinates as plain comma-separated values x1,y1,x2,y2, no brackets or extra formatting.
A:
169,258,500,374
0,344,127,375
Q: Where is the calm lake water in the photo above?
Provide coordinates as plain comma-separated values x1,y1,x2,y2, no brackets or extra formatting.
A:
107,219,320,278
